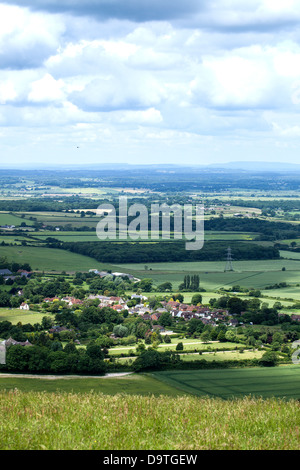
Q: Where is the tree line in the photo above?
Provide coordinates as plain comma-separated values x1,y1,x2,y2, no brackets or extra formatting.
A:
58,240,280,264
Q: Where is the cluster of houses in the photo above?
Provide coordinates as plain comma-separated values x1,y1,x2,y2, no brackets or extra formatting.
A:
0,269,32,282
65,294,233,328
0,225,15,230
2,337,33,347
17,289,239,328
89,269,137,281
139,299,233,328
279,313,300,322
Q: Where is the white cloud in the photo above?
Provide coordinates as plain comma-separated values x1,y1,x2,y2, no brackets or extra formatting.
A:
0,4,65,69
28,73,65,103
70,69,166,112
1,1,300,165
0,81,17,104
117,107,163,125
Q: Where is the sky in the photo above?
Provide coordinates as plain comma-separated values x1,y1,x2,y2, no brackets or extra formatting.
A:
1,0,300,167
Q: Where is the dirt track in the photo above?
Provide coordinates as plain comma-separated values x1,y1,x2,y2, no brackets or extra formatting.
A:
0,372,133,380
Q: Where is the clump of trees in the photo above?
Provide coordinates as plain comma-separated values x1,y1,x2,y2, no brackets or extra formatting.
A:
2,340,107,375
179,275,201,292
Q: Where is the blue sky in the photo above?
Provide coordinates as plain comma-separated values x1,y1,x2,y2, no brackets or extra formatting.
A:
1,0,300,167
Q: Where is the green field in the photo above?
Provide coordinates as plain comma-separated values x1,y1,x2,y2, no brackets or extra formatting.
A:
0,245,115,273
33,230,258,243
0,213,31,226
151,365,300,399
0,373,184,396
109,339,246,357
0,308,45,325
280,250,300,260
1,242,300,294
115,258,300,273
0,365,298,396
115,259,300,291
1,365,299,400
16,211,99,229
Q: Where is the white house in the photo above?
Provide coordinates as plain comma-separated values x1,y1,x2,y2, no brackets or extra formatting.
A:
19,303,30,310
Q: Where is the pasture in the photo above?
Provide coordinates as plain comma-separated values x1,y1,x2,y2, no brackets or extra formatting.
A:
0,308,44,325
0,213,32,227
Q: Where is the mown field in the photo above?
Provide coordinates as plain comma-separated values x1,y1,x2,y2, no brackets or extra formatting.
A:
0,308,45,325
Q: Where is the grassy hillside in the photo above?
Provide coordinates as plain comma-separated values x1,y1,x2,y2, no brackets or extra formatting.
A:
0,245,116,273
0,389,299,450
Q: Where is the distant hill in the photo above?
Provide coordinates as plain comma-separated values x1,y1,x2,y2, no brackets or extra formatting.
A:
1,160,300,173
208,161,300,172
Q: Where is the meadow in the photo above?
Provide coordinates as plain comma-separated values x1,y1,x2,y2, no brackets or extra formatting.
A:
0,371,300,449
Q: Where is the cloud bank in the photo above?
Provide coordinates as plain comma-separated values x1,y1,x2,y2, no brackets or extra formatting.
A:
0,0,300,165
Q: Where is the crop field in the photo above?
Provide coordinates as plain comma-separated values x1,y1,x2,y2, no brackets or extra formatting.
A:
151,365,300,400
0,366,299,400
115,258,300,291
115,258,300,273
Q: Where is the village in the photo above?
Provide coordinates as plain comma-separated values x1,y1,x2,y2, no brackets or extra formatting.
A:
19,290,235,330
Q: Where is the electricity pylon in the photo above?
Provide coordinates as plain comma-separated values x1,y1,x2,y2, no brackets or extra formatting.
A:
225,246,234,272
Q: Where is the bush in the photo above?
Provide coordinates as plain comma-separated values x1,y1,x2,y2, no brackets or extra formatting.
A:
259,351,279,367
